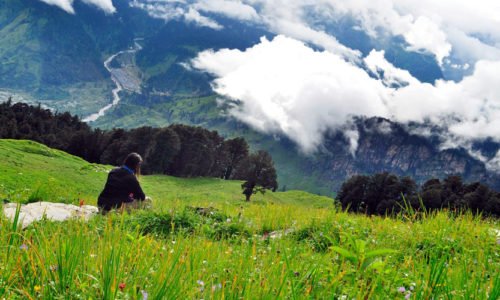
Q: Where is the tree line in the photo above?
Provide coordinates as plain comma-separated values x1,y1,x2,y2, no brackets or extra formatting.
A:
0,100,277,200
337,172,500,217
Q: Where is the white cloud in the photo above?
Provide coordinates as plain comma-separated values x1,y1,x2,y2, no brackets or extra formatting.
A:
193,0,260,22
82,0,116,14
403,16,451,64
390,60,500,129
191,35,500,170
312,0,500,65
184,7,223,29
129,1,186,21
364,50,417,87
191,35,389,153
487,151,500,172
37,0,116,14
38,0,75,14
132,0,500,69
130,1,223,29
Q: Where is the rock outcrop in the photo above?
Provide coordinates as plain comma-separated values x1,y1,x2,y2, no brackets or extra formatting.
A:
289,117,500,193
3,202,98,229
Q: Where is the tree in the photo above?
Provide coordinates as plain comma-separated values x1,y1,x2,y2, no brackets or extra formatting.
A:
223,137,249,180
441,175,464,207
168,125,219,177
236,150,278,201
364,172,401,214
337,175,369,212
145,128,180,174
338,173,418,215
421,178,443,209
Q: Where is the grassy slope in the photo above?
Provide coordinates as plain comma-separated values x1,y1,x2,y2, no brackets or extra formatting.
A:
0,139,333,208
1,139,499,299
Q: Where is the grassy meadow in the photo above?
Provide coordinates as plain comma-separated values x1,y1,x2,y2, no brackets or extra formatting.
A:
0,139,499,299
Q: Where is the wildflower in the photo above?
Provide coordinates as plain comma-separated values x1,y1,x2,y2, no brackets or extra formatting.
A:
211,283,222,292
197,280,205,292
397,286,406,293
118,282,126,291
405,292,412,299
20,244,28,251
34,285,41,293
141,290,149,300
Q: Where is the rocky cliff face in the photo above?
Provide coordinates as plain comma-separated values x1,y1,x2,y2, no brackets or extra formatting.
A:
296,117,500,193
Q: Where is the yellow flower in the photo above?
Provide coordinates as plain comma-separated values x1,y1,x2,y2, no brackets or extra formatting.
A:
34,285,41,293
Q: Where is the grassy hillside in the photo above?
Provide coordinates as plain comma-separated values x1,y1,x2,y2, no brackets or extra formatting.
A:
1,139,499,299
0,139,333,208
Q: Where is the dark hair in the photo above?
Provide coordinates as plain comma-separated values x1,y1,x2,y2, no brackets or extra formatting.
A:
123,153,143,176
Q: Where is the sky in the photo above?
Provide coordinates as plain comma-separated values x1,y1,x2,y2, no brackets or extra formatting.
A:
37,0,500,169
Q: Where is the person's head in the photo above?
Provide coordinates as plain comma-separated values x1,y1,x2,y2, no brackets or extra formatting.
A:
123,153,143,176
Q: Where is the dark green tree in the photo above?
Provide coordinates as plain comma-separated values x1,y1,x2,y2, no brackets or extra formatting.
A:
420,178,443,209
236,150,278,201
223,137,249,180
145,128,180,174
337,175,369,212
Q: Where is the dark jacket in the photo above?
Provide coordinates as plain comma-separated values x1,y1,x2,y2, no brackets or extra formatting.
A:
98,167,145,211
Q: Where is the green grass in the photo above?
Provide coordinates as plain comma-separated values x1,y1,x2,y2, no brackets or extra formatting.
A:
0,139,332,207
1,139,499,299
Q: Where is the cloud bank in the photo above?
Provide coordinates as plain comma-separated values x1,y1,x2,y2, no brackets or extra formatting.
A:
132,0,500,69
191,36,388,153
130,0,500,168
190,35,500,166
38,0,116,14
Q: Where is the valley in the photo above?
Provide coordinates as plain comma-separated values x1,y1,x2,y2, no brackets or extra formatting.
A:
83,39,144,122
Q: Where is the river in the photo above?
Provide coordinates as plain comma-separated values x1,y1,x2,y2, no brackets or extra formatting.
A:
83,39,143,123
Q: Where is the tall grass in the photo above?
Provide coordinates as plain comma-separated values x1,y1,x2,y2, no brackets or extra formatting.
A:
1,201,498,299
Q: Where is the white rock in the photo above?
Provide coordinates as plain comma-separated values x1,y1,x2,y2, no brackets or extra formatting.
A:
3,202,98,228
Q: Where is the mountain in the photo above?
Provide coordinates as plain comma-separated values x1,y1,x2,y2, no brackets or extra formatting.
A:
0,0,156,115
1,0,499,195
307,117,500,191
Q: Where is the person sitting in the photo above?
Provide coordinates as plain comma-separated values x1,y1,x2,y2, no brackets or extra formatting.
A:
98,152,148,214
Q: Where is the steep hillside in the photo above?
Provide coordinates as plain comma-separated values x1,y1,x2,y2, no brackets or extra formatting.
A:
0,0,156,115
0,139,333,207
